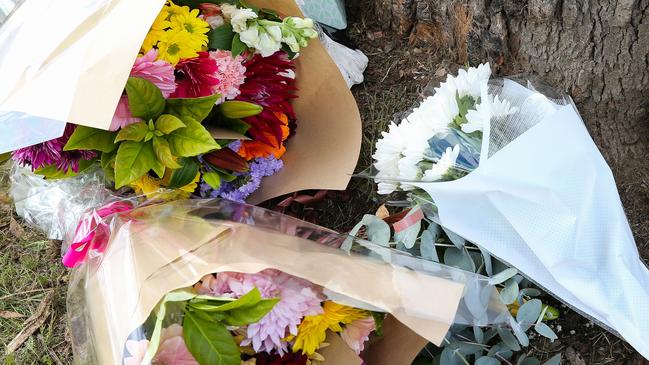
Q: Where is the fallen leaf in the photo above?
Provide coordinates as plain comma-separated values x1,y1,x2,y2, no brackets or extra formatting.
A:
375,205,390,219
0,311,25,319
6,290,54,354
565,347,586,365
9,217,24,239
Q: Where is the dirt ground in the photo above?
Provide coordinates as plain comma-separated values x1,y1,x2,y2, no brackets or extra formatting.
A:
0,2,648,364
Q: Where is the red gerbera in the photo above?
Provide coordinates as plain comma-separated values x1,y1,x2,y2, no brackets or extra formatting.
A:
171,52,220,98
236,51,297,147
253,352,307,365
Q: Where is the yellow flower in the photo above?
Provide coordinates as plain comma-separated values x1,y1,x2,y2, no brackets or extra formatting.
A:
157,29,198,65
130,169,200,201
141,8,171,52
164,0,187,20
292,302,367,356
170,8,210,50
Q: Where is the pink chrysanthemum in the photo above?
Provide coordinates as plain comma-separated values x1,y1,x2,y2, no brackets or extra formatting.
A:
210,50,246,103
170,52,220,98
196,270,323,355
110,49,176,131
12,124,96,172
340,316,375,355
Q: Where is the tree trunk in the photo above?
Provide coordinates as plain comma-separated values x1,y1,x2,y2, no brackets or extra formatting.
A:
376,0,649,246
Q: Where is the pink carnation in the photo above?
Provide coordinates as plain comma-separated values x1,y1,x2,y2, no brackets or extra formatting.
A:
197,270,323,355
210,50,247,103
110,49,176,131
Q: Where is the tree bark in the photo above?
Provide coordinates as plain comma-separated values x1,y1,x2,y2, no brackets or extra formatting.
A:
376,0,649,246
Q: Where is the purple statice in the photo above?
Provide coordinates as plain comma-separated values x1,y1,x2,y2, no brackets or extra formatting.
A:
12,124,97,172
199,156,284,202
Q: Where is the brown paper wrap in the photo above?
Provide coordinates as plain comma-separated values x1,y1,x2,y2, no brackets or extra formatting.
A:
0,0,362,202
81,204,463,364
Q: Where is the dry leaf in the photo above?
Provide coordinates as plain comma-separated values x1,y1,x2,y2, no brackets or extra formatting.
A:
6,290,54,354
0,311,25,319
9,217,24,239
375,205,390,219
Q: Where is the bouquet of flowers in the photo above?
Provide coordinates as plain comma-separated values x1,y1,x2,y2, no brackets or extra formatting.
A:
370,64,649,358
8,0,319,204
66,199,513,365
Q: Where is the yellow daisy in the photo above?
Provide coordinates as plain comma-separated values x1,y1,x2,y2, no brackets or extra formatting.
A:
292,302,368,356
141,8,171,52
169,8,210,49
157,29,198,65
130,170,200,201
163,0,187,20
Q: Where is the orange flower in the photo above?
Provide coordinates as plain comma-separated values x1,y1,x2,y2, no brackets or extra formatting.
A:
238,112,290,161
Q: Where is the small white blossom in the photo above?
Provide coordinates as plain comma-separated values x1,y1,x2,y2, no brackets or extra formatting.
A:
239,23,282,57
422,145,460,181
221,4,258,32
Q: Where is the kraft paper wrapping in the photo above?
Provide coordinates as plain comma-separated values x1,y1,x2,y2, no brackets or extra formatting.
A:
0,0,362,204
83,208,464,364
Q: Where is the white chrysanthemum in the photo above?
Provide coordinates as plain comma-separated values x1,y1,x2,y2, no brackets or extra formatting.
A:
422,145,460,181
373,122,409,194
464,84,518,134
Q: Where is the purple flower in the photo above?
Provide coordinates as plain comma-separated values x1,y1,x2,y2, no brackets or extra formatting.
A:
12,124,97,172
199,156,283,202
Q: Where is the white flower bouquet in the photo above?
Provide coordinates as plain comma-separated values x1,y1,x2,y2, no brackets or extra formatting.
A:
371,64,649,358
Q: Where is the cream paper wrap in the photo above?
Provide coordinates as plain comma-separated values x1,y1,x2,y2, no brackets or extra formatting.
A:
77,202,464,365
0,0,362,204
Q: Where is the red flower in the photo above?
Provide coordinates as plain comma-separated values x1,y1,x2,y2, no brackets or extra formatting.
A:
253,352,307,365
171,52,220,98
236,51,297,147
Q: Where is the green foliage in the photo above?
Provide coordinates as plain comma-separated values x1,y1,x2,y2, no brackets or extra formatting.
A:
208,24,235,50
220,101,263,119
167,158,200,189
183,312,240,365
114,141,157,188
34,159,95,179
231,34,247,57
203,171,222,190
64,126,117,152
451,92,476,129
125,77,166,121
165,94,220,122
169,119,220,157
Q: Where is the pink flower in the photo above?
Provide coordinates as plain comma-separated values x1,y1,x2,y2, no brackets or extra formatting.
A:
197,270,323,355
210,50,247,103
154,324,199,365
110,49,176,131
123,339,149,365
340,317,375,355
62,201,134,268
199,3,225,28
170,52,220,98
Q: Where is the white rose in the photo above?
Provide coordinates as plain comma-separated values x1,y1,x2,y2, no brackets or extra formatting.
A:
257,30,282,57
226,7,258,33
239,23,260,47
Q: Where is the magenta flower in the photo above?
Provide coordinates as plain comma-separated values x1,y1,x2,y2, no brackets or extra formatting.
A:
170,52,220,98
12,124,96,172
110,49,177,131
210,50,247,102
196,270,323,355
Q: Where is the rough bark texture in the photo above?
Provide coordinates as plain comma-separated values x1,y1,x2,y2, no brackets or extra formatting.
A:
377,0,649,249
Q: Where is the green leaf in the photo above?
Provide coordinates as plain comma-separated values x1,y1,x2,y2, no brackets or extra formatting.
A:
420,223,440,262
489,268,518,285
165,94,220,123
156,114,186,135
34,159,95,179
231,34,247,57
200,288,262,312
183,311,241,365
167,158,199,189
500,278,519,305
222,298,279,326
444,247,475,272
0,152,11,164
152,136,181,169
534,323,558,340
115,122,148,142
371,312,385,337
208,24,235,50
542,354,561,365
64,126,117,152
517,299,542,325
394,208,422,249
125,77,165,121
220,101,263,119
518,356,541,365
169,119,220,157
151,159,165,179
203,171,221,189
476,356,500,365
114,141,157,188
218,118,250,135
497,328,521,351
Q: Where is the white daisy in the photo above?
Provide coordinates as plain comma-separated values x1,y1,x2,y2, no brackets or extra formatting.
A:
422,145,460,181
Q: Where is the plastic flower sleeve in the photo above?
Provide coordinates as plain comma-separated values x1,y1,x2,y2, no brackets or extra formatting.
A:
411,76,649,357
66,198,512,365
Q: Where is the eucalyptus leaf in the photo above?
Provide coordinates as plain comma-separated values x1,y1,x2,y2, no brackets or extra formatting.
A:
183,311,240,365
473,326,484,344
518,356,541,365
480,247,493,276
152,136,181,169
442,226,466,248
444,247,475,272
115,122,148,142
169,119,220,157
156,114,186,134
500,278,519,305
114,141,157,188
64,126,117,152
497,327,521,351
420,224,440,262
440,348,464,365
361,215,391,246
476,356,500,365
510,316,530,347
489,268,518,285
517,299,542,325
125,77,165,121
534,323,558,340
542,354,561,365
165,94,220,122
487,343,513,359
